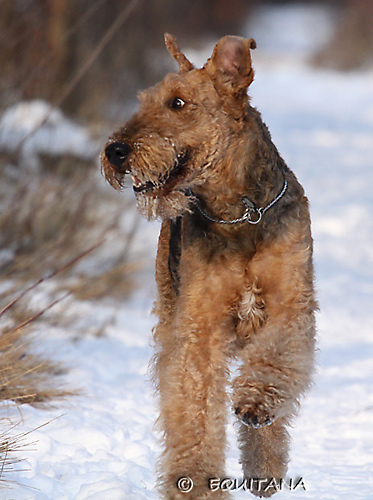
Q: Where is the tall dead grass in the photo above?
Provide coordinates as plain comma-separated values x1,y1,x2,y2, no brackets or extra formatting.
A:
0,321,70,407
0,148,139,484
0,286,73,486
0,151,138,300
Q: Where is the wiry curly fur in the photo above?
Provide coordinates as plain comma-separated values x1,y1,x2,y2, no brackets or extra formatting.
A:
101,33,317,499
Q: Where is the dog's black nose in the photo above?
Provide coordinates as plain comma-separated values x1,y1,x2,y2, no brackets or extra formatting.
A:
105,142,131,172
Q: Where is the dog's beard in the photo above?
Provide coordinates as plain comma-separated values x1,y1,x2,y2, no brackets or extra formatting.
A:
135,188,191,220
102,138,207,220
127,146,194,220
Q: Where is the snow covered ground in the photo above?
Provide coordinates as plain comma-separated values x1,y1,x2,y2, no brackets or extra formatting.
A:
3,4,373,499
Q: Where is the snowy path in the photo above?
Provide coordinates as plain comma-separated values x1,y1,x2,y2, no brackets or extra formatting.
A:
5,8,373,500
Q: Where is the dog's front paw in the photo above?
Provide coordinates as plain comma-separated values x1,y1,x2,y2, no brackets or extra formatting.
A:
235,406,276,429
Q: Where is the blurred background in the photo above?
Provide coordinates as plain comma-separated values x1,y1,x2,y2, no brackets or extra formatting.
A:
0,0,372,294
1,0,372,121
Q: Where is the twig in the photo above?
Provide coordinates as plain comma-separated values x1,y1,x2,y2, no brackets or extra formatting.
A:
0,240,104,319
17,0,110,94
20,0,142,146
5,292,70,336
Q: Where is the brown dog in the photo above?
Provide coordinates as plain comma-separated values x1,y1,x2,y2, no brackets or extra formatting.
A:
101,34,317,499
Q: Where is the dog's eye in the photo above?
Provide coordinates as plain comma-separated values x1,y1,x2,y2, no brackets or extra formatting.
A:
169,97,185,110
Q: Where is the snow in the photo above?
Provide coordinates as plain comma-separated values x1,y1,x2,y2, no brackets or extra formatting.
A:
3,4,373,499
0,100,97,169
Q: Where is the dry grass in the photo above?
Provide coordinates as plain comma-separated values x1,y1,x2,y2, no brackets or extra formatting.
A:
0,151,138,301
0,327,69,407
0,423,32,487
0,287,75,486
0,163,139,481
0,239,107,483
0,417,62,488
0,278,77,407
0,157,101,276
0,120,140,487
0,233,125,484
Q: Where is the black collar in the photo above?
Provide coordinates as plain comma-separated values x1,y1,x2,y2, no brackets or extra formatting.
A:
185,179,288,226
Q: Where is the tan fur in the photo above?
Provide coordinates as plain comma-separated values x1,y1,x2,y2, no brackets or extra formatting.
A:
101,34,317,499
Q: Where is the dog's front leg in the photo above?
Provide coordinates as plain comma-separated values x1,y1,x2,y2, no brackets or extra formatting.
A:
155,330,232,499
153,246,235,499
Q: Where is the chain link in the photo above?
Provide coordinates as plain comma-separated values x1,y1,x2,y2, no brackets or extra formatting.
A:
189,179,288,226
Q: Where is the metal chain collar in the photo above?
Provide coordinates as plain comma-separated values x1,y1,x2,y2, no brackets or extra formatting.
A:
188,179,288,225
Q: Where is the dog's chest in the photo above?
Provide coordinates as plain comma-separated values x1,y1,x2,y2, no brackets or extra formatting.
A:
166,215,266,341
168,212,219,295
167,214,255,295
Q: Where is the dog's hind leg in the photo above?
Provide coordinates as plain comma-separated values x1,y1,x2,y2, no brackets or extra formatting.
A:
237,417,290,497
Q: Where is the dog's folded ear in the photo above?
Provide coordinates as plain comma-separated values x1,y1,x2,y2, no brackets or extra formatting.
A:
164,33,194,73
204,36,256,96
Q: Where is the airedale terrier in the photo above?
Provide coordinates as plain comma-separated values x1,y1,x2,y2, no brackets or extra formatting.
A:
101,34,317,499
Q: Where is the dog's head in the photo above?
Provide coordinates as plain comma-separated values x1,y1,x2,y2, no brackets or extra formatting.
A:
101,34,256,220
